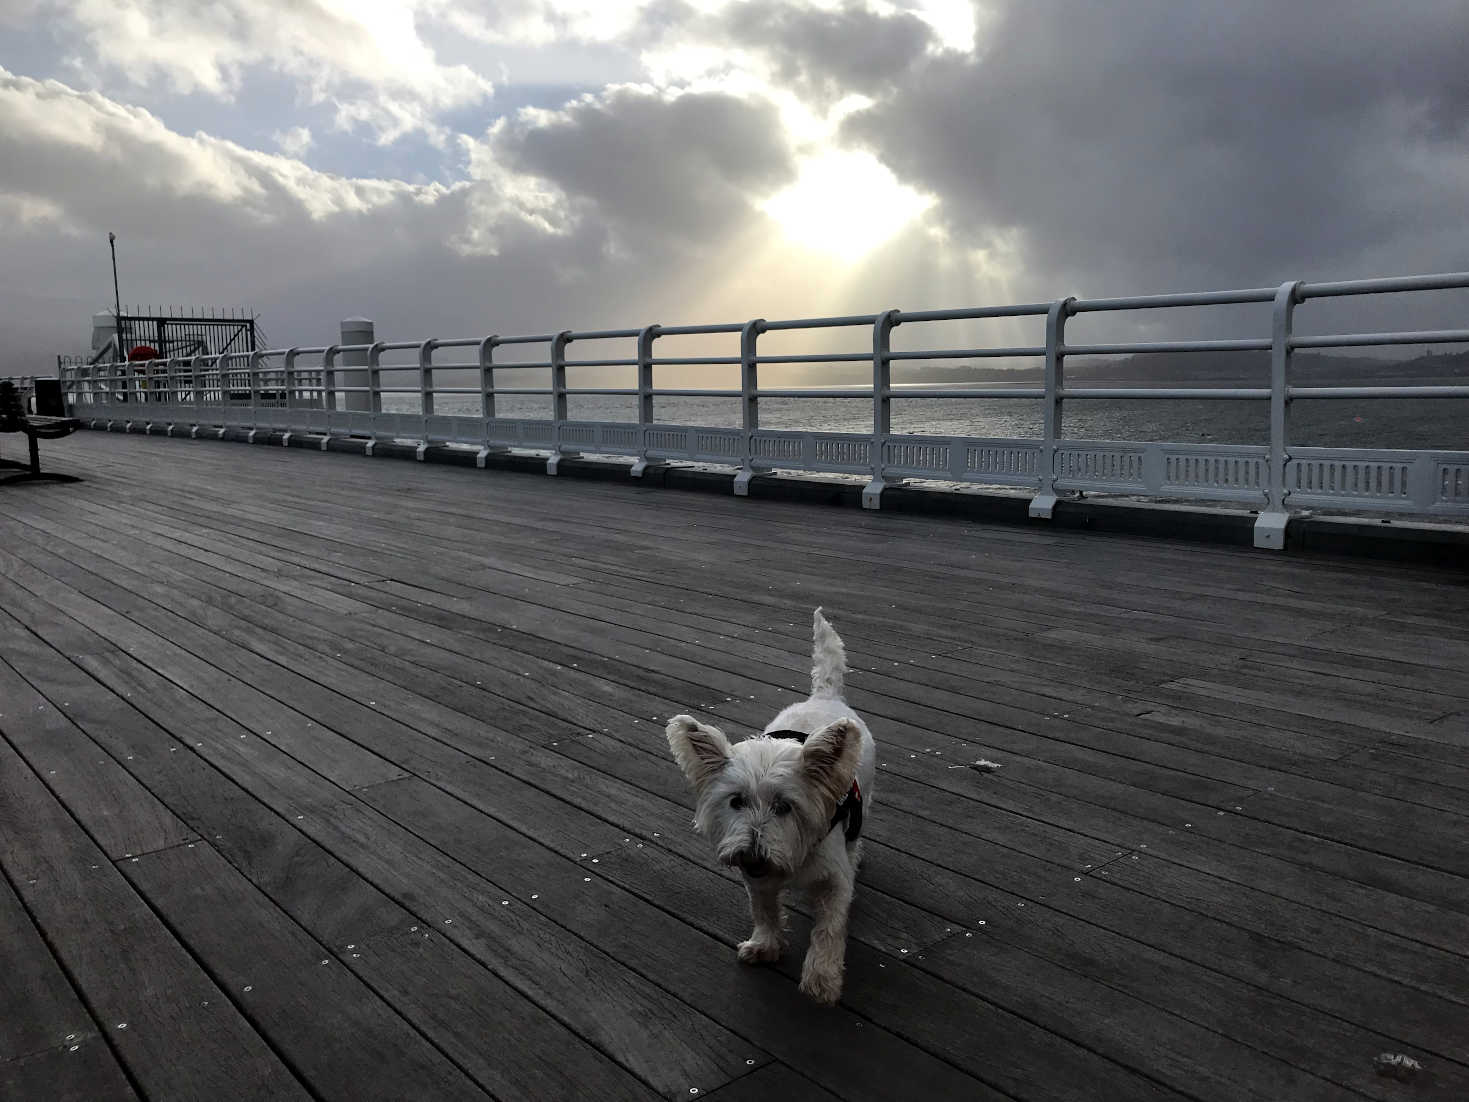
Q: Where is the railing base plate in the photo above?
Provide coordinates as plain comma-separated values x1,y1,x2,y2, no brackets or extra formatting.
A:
1253,511,1289,550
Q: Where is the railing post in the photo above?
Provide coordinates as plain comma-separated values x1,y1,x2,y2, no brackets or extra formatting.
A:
1254,280,1302,550
631,323,664,477
190,353,205,437
734,317,766,495
476,334,504,467
155,357,170,433
479,336,498,420
246,350,263,442
415,338,437,459
367,341,385,414
1030,296,1076,518
1409,452,1438,511
863,308,902,509
318,344,340,449
322,344,339,412
279,348,299,446
282,347,299,416
172,355,186,419
211,354,228,438
418,339,437,417
547,330,577,474
363,341,386,454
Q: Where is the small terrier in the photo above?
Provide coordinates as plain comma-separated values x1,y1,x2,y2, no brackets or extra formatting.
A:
666,608,876,1005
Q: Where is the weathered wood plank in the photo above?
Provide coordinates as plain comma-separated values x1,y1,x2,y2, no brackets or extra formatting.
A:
0,867,97,1063
360,775,1178,1102
0,652,196,860
123,842,492,1101
0,737,309,1101
0,586,762,1101
8,428,1469,1102
0,1037,138,1102
0,606,662,1102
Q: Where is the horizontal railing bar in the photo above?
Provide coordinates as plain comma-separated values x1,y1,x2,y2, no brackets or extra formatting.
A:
889,347,1045,361
1298,271,1469,298
762,315,880,331
560,388,638,397
644,388,741,398
564,359,639,367
1063,338,1272,355
1061,387,1271,400
376,341,423,351
650,357,742,366
756,353,872,364
432,337,484,348
1289,385,1469,399
567,328,642,341
494,334,557,346
1291,328,1469,349
891,387,1045,399
754,389,872,399
897,304,1052,322
651,323,746,336
1069,287,1278,312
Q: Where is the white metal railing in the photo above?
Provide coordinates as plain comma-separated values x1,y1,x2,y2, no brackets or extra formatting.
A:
55,272,1469,549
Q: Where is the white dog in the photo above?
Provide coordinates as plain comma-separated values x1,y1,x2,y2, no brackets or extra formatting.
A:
666,608,876,1005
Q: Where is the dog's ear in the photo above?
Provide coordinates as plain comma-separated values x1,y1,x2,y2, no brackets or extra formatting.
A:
666,714,731,790
799,718,862,809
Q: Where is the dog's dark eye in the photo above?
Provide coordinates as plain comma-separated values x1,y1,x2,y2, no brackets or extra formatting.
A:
729,794,745,810
772,798,792,816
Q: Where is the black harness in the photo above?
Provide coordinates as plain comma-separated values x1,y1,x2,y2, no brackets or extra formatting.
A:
766,730,864,842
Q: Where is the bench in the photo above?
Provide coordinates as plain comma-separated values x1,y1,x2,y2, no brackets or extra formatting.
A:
0,381,80,484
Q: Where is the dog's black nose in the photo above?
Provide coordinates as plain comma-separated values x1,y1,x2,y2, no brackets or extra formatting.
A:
737,852,771,878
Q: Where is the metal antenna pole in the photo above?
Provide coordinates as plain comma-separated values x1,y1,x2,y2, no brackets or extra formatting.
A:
108,232,122,360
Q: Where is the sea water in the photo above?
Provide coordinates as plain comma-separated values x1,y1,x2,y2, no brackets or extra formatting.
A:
388,391,1465,451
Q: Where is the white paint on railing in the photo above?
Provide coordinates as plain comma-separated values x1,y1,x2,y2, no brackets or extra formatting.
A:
51,269,1469,548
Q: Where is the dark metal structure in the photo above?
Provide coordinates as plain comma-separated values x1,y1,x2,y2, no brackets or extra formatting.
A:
108,306,262,361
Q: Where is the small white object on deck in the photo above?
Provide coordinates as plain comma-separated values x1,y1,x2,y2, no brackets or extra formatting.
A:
1373,1053,1422,1081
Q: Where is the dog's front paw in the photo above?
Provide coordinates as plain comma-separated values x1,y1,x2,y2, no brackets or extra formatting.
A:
737,937,782,964
798,963,843,1005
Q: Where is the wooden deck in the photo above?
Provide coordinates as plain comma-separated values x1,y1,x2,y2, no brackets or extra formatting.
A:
2,430,1467,1102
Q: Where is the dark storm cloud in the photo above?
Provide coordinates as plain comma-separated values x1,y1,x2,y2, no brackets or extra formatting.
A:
720,1,937,105
844,0,1469,304
492,86,796,245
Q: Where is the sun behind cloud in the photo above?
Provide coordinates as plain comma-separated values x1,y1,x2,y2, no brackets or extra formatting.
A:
758,148,933,262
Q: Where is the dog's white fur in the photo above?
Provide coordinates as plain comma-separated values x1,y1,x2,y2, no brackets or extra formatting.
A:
666,608,876,1005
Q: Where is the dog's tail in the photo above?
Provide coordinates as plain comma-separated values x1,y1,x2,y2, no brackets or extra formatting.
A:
810,607,847,699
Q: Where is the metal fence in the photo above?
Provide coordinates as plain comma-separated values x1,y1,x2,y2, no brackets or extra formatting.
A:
56,273,1469,549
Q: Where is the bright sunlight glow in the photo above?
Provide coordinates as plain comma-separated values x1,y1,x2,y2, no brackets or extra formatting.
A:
758,149,934,262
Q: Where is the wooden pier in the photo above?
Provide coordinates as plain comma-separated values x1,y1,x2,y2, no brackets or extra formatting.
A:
2,430,1467,1101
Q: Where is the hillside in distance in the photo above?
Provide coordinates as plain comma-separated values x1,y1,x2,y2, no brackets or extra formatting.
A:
890,348,1469,387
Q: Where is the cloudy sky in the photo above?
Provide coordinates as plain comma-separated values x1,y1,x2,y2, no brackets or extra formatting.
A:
1,0,1466,374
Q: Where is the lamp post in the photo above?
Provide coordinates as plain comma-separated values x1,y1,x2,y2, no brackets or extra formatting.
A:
108,232,123,361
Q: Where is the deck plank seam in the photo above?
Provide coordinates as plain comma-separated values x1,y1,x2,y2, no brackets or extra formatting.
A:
0,601,759,1099
1,613,619,1097
0,732,314,1102
8,520,1457,975
861,829,1469,1072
